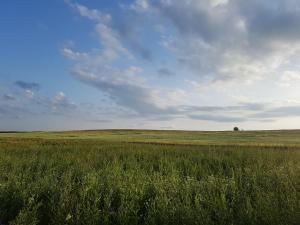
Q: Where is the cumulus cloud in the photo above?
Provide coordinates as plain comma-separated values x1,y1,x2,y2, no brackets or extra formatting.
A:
146,0,300,83
24,90,34,99
62,1,300,125
51,91,77,113
235,0,300,43
0,81,78,120
130,0,150,12
282,71,300,82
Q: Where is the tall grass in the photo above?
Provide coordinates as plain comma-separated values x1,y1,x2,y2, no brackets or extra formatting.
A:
0,138,299,225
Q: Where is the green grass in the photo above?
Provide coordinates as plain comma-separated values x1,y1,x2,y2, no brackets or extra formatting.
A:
0,130,299,225
3,129,300,146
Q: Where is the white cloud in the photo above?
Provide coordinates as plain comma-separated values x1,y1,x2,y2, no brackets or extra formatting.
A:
150,0,300,84
64,3,175,115
279,70,300,87
25,90,34,99
54,92,66,102
52,91,76,112
209,0,228,7
0,82,79,120
282,71,300,82
70,2,111,23
61,48,89,61
94,23,132,61
61,1,300,126
131,0,150,12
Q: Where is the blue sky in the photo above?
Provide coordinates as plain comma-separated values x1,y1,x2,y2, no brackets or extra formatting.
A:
1,0,300,131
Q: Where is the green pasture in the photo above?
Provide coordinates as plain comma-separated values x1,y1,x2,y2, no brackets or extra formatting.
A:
0,130,299,225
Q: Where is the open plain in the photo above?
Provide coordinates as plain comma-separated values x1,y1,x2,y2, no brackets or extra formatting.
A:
0,130,299,225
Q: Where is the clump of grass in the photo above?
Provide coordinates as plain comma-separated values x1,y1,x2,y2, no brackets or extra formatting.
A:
0,137,299,225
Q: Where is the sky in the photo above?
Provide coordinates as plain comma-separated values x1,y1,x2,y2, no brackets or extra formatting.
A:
1,0,300,131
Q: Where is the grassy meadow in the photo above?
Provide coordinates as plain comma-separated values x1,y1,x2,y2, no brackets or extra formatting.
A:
0,130,299,225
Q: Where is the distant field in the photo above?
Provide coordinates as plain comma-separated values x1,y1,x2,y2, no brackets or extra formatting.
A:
2,129,300,146
0,130,299,225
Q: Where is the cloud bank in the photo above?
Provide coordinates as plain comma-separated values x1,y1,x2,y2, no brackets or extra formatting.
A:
1,1,300,130
53,0,300,127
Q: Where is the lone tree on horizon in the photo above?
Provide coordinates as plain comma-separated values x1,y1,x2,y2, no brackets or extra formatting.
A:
234,127,239,131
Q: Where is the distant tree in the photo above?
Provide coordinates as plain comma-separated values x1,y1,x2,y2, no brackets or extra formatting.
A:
233,127,239,131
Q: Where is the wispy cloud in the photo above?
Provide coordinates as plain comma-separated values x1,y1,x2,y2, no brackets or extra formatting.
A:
141,0,300,84
2,94,15,101
68,1,111,23
157,67,174,77
15,81,40,91
64,2,172,115
60,1,300,126
0,82,78,119
188,114,246,123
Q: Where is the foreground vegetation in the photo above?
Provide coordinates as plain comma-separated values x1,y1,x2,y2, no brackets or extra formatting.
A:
0,130,299,225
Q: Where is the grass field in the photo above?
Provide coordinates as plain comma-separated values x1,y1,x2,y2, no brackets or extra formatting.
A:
0,130,299,225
